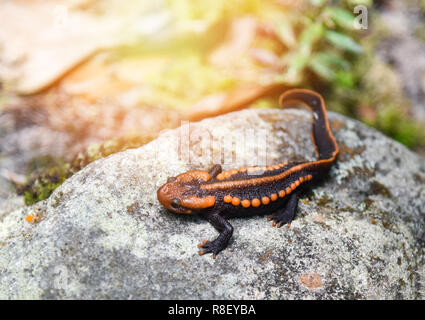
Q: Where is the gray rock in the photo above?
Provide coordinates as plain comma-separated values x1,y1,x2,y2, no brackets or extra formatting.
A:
0,108,424,299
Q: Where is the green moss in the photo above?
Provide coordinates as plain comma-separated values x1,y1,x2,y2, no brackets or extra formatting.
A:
374,105,425,149
22,167,69,205
17,135,154,206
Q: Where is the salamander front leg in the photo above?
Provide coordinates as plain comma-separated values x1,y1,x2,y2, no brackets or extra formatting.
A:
198,211,233,258
268,192,299,228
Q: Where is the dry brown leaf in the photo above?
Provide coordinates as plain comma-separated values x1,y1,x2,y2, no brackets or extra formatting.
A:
183,82,289,121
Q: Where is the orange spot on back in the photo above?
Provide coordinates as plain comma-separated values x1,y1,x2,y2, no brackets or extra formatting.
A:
25,215,34,223
232,197,241,206
271,194,278,201
241,199,251,208
262,196,270,205
279,190,285,198
224,195,232,203
252,198,261,207
286,187,292,194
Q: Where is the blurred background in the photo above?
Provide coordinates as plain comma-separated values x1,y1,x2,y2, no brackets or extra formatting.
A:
1,0,424,205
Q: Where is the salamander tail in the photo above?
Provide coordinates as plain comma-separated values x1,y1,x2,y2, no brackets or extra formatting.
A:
279,89,339,161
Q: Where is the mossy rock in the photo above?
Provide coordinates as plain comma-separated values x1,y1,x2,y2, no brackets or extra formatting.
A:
0,109,424,299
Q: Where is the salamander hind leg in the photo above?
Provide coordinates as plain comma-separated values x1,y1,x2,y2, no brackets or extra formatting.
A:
268,192,299,228
208,164,222,179
198,212,233,258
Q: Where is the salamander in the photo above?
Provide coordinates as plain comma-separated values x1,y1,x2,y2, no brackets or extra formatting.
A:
157,89,339,258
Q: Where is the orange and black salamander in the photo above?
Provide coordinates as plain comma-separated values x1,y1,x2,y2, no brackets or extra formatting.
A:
157,89,339,258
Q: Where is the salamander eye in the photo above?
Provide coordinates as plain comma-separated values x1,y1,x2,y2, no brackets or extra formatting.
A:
167,177,177,183
171,198,181,209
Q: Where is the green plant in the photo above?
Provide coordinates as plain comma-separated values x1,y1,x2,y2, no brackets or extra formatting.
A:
271,0,366,86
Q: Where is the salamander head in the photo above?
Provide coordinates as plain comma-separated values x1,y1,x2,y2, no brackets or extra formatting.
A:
157,170,216,214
